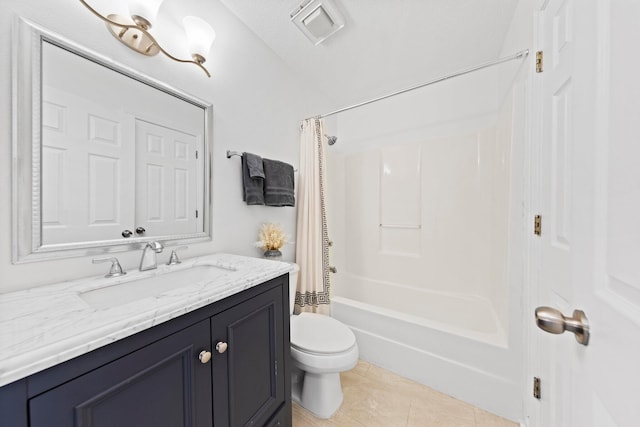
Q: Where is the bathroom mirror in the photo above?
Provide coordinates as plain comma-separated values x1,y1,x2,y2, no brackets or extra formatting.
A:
12,18,213,262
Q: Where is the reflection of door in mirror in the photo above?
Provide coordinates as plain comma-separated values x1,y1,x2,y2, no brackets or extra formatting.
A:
41,41,206,246
135,119,203,237
42,88,135,244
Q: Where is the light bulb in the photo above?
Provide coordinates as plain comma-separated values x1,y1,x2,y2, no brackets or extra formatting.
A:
183,16,216,63
128,0,164,28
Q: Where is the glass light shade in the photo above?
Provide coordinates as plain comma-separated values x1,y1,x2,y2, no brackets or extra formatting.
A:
128,0,164,24
183,16,216,60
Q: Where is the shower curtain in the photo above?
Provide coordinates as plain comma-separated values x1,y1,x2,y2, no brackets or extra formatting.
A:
295,118,331,314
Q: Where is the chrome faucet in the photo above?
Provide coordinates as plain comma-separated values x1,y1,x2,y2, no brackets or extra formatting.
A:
139,241,164,271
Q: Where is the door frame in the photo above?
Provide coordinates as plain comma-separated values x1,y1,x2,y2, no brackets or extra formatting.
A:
522,2,549,426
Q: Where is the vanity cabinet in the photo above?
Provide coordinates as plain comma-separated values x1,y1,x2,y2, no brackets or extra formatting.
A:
0,275,291,427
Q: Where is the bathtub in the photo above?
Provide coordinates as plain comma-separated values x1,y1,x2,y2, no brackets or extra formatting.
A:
331,276,520,421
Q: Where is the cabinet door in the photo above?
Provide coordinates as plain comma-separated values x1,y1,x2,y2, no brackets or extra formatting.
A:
212,285,285,427
29,320,212,427
265,405,290,427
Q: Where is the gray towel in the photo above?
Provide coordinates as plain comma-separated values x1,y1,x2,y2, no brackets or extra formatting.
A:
263,158,295,207
244,152,265,179
242,153,265,205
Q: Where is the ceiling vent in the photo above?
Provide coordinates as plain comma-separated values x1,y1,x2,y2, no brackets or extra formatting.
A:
290,0,345,45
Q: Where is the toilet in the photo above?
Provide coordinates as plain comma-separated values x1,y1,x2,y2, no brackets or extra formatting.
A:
288,263,359,419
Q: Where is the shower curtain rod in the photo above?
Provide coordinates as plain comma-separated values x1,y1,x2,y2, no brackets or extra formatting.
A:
307,49,529,121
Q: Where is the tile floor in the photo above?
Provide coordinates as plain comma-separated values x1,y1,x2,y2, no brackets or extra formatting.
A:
292,360,518,427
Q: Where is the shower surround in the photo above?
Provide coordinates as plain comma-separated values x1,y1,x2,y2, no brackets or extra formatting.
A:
326,77,525,421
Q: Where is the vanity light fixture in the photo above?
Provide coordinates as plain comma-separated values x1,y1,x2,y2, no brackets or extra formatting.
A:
78,0,216,77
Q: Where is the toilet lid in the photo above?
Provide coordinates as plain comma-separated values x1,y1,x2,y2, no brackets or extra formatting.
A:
290,312,356,354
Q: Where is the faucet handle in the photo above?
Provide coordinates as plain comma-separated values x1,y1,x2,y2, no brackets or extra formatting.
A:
92,257,127,278
167,246,188,265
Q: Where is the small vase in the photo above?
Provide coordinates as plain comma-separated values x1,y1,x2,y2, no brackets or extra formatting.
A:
263,249,282,260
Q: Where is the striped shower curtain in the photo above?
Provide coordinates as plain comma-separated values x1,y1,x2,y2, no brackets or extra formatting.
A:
294,117,331,314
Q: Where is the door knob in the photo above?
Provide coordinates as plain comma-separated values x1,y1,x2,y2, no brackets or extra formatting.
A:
122,229,133,238
535,306,590,345
198,350,212,364
215,341,228,354
135,227,146,235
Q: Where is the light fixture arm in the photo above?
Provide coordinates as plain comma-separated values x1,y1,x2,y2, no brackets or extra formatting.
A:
153,39,211,78
78,0,135,30
78,0,211,77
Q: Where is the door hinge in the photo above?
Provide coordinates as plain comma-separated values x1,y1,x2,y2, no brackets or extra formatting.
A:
196,150,199,159
534,215,542,236
195,210,199,219
275,360,278,377
533,377,541,399
536,51,544,73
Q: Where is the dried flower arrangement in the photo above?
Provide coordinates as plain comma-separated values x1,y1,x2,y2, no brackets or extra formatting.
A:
255,223,288,251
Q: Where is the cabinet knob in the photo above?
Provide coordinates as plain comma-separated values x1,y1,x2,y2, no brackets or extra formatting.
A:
215,341,228,354
199,350,212,364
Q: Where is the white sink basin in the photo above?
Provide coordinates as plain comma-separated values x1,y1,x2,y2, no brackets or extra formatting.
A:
80,264,234,310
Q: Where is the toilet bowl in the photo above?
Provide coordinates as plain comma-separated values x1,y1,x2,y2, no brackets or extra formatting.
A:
288,264,358,419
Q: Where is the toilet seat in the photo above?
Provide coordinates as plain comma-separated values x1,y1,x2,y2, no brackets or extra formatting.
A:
290,312,356,354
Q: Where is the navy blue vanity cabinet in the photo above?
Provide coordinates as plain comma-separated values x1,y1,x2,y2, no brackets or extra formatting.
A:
0,274,291,427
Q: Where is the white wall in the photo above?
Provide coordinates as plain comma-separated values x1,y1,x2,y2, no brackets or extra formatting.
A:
327,67,501,151
0,0,328,293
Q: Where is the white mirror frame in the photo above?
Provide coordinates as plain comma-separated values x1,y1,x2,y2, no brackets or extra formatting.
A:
12,17,213,263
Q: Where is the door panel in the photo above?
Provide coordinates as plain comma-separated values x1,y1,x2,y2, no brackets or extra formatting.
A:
135,119,200,237
584,0,640,422
534,0,640,425
41,88,135,244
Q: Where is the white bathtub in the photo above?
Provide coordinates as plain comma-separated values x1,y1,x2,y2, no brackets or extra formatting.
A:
331,278,520,421
334,275,507,346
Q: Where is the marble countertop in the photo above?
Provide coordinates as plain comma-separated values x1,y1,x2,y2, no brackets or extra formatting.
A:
0,253,292,388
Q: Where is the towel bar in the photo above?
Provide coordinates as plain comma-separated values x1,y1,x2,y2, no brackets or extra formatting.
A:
226,150,298,172
379,224,422,229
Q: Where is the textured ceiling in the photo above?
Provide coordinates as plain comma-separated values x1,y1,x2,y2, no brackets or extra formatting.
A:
220,0,520,111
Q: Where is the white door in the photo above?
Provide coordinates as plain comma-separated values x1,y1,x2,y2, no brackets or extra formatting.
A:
135,119,201,237
533,0,640,426
41,87,135,245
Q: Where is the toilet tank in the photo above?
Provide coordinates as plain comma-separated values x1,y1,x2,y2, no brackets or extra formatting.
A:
289,263,300,315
